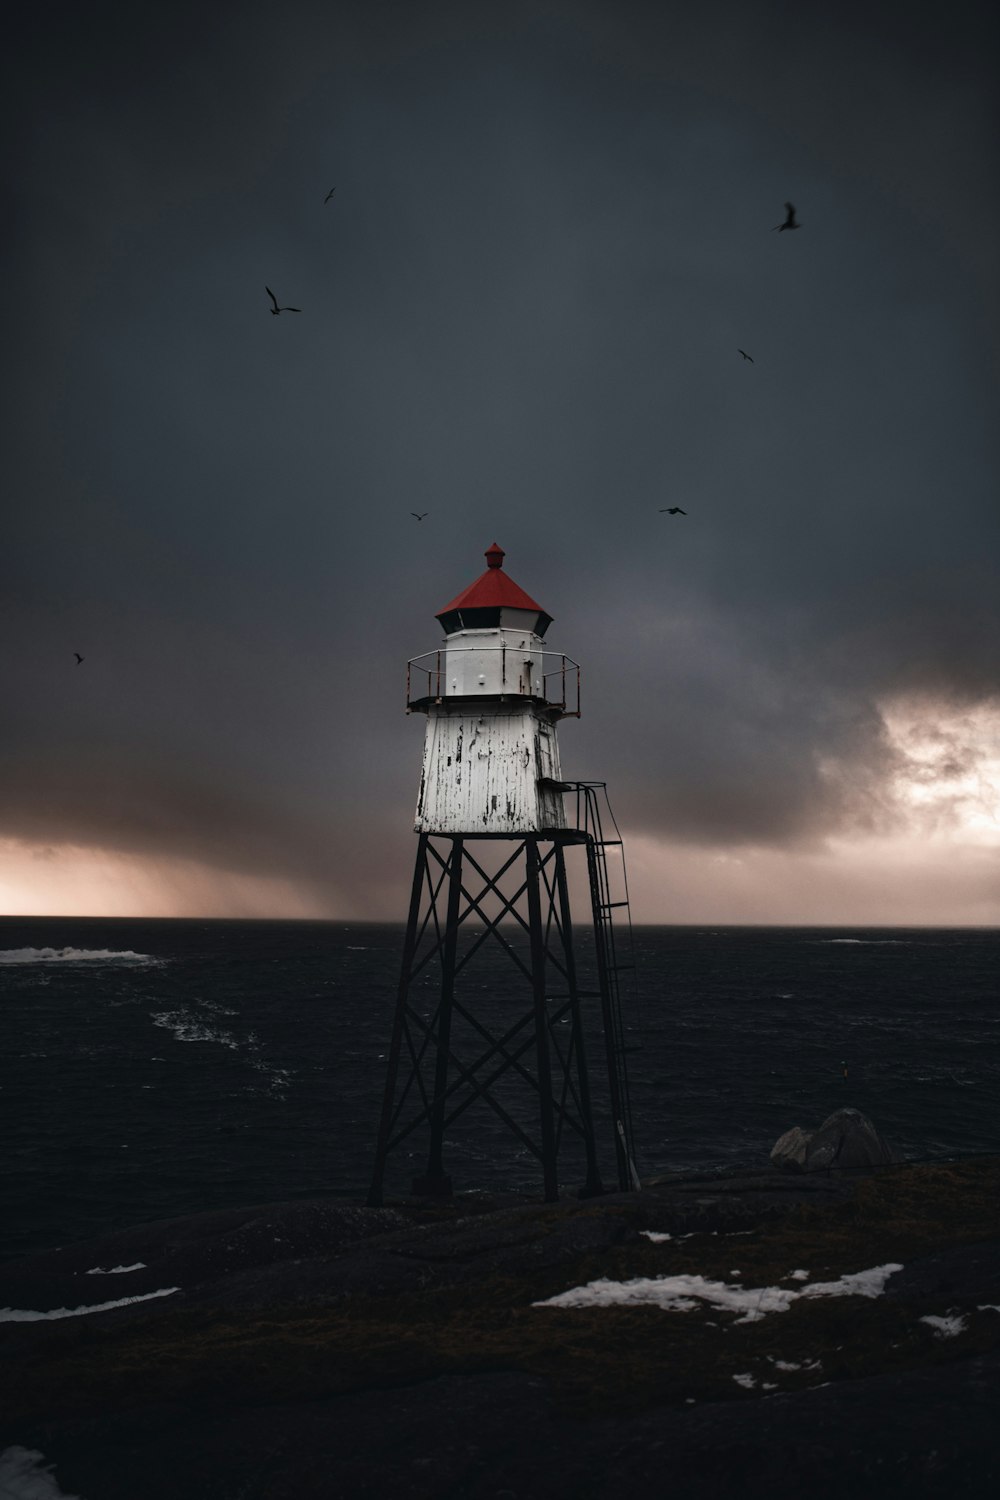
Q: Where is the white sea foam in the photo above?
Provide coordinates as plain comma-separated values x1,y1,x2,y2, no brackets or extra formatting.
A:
816,939,907,946
533,1264,903,1321
194,999,237,1017
148,1009,294,1095
0,1446,81,1499
151,1011,241,1048
250,1060,293,1095
84,1263,145,1276
0,1288,178,1322
0,947,155,966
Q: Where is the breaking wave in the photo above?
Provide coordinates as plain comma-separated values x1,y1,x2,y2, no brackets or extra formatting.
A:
148,1002,291,1095
0,947,157,966
813,939,909,946
151,1009,245,1049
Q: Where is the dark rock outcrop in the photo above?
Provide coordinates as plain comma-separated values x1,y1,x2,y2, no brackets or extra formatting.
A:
770,1108,897,1172
3,1160,998,1499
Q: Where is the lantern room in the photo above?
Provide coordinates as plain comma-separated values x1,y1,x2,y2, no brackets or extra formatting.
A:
406,543,579,715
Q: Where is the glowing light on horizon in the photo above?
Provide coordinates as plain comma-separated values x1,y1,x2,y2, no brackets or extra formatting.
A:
621,696,1000,926
0,840,333,920
881,697,1000,845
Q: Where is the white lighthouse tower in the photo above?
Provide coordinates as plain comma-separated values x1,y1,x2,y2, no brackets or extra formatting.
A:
369,544,636,1205
412,541,571,835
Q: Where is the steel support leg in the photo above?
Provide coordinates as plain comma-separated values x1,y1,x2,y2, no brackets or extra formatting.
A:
368,833,429,1206
554,841,604,1197
416,836,464,1196
526,837,559,1202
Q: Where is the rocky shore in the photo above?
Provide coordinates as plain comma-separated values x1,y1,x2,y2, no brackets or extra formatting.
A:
2,1157,998,1498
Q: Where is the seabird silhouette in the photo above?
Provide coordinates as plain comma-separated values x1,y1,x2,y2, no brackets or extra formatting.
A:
738,349,754,362
659,507,687,515
773,202,800,231
411,512,428,521
73,653,84,664
324,187,336,203
266,287,301,315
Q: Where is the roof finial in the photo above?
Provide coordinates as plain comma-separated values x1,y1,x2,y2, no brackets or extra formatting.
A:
485,542,505,570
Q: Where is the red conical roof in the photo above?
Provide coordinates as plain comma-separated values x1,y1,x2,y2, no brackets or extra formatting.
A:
436,543,550,622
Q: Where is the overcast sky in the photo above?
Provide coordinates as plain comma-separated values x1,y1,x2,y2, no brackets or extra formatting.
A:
3,0,998,923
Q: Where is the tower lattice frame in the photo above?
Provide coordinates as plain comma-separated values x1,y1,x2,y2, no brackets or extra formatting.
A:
368,786,636,1204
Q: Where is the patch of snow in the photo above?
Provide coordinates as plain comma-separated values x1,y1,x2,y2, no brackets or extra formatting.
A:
83,1263,145,1276
640,1231,672,1243
0,1288,179,1322
799,1265,902,1302
0,1447,81,1498
732,1373,756,1389
920,1313,967,1338
534,1264,904,1321
536,1273,795,1318
788,1269,810,1281
977,1304,1000,1314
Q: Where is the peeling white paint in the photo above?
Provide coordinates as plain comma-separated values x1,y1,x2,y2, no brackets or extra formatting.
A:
416,701,566,833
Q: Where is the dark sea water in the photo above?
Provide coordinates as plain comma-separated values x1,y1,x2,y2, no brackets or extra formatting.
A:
1,918,997,1261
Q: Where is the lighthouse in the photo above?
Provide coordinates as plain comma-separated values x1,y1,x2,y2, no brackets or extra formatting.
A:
369,544,637,1205
414,541,568,835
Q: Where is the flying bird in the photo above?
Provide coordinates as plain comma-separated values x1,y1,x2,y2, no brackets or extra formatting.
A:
773,202,800,231
324,187,336,203
266,287,301,315
73,653,84,664
738,349,754,362
659,507,687,515
411,512,428,521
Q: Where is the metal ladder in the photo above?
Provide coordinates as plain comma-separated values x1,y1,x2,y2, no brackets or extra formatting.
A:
568,781,640,1192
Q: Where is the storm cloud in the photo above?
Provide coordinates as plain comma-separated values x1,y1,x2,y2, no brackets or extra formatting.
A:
3,0,998,917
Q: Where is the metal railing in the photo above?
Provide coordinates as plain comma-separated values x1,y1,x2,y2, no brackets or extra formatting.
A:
405,648,581,717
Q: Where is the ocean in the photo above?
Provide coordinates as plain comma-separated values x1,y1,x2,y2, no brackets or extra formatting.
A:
1,918,997,1262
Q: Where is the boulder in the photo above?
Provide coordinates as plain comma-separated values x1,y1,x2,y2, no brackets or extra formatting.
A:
769,1125,813,1172
770,1108,896,1172
806,1107,896,1168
